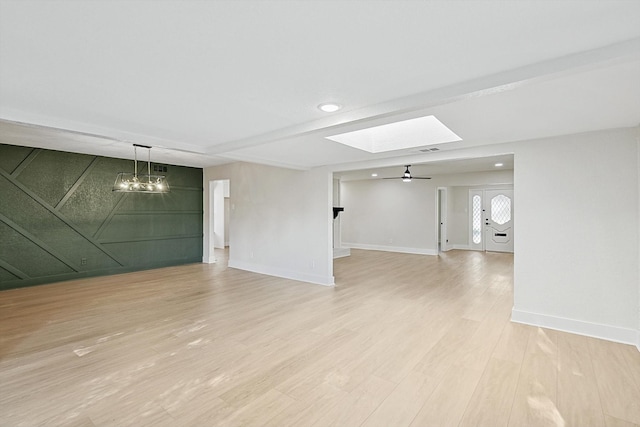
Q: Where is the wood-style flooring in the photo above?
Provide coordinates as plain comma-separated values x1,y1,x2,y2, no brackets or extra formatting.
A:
1,249,639,426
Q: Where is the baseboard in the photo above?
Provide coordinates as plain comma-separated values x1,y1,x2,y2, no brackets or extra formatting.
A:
452,244,472,250
343,242,437,256
228,259,335,286
333,248,351,259
512,308,639,347
203,255,217,264
0,257,204,291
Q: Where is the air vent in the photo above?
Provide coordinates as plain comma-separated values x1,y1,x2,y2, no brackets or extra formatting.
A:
419,147,440,152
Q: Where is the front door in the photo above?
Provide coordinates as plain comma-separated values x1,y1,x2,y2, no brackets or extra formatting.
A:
483,189,514,253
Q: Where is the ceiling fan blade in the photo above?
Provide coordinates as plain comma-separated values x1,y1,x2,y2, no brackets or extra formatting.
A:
378,165,430,180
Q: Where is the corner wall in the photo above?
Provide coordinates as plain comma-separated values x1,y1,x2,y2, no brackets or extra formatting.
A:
203,162,334,286
511,128,639,345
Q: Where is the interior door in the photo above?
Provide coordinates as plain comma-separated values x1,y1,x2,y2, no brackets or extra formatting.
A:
483,189,514,253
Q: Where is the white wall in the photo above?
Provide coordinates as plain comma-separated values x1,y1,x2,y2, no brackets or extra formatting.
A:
333,178,340,248
449,187,470,247
341,178,437,254
203,162,334,286
224,198,230,247
511,128,639,345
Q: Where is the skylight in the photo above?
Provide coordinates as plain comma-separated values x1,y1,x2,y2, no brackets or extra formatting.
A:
325,115,461,153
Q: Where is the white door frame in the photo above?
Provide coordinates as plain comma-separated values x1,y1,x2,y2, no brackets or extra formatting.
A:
436,187,448,253
468,187,514,253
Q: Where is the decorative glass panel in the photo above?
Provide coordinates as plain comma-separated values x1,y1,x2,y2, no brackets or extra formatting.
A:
472,195,482,244
491,195,511,225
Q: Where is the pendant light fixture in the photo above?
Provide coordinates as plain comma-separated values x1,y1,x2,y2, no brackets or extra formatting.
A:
112,144,169,193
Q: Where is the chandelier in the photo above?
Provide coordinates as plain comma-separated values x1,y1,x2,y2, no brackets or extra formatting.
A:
112,144,170,193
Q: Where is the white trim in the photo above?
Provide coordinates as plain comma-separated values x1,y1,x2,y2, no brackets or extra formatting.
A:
344,242,437,256
512,309,639,347
637,126,640,352
228,260,335,286
436,187,448,253
452,244,472,250
333,248,351,259
203,256,217,264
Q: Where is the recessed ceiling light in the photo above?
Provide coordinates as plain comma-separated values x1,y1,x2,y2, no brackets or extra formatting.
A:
495,163,504,167
371,173,378,177
318,103,342,113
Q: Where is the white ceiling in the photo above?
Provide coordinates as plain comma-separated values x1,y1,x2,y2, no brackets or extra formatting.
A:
336,154,514,182
0,0,639,171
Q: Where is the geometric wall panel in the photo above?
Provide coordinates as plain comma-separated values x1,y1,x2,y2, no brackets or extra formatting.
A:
0,143,203,290
0,144,33,174
0,265,20,282
16,149,95,207
0,221,75,277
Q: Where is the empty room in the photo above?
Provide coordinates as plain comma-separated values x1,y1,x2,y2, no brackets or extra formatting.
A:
1,1,639,426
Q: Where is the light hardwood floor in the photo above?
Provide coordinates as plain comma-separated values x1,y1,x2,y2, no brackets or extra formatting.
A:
1,249,639,426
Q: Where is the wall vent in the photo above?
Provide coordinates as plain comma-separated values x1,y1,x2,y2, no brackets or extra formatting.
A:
419,147,440,152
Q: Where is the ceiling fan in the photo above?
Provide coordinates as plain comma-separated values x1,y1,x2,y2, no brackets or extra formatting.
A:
383,165,431,182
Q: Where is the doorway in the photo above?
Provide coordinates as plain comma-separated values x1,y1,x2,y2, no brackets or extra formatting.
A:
469,188,514,253
209,179,230,263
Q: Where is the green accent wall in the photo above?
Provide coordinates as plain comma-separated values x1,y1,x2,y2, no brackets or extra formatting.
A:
0,143,203,290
